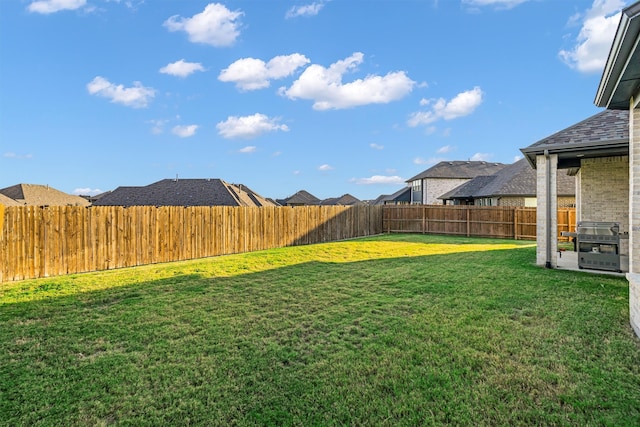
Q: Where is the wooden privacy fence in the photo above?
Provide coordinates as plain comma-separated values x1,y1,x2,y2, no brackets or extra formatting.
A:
382,205,576,241
0,205,383,283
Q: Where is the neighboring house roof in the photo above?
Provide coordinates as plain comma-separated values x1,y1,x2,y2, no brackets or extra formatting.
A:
320,194,361,206
92,179,278,207
520,109,629,168
595,1,640,110
373,186,411,205
0,193,22,206
440,158,575,201
0,184,90,206
438,176,496,201
278,190,321,206
406,160,507,182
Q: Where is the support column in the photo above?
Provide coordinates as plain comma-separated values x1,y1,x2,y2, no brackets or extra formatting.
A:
628,102,640,338
536,153,558,267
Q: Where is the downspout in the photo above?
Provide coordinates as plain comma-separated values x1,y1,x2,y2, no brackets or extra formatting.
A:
544,149,552,269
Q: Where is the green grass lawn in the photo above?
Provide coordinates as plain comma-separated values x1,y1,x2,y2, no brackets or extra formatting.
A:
1,234,639,426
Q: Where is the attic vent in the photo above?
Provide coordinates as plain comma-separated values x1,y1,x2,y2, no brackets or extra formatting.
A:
449,162,453,165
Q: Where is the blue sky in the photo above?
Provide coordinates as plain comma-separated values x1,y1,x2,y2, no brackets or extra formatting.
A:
0,0,630,201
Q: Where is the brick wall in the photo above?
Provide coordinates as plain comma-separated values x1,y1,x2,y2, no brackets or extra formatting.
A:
536,154,558,267
497,196,575,208
579,156,629,255
424,178,469,205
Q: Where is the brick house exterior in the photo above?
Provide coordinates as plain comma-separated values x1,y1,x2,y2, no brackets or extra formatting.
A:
406,161,506,205
439,158,575,208
520,0,640,340
593,0,640,339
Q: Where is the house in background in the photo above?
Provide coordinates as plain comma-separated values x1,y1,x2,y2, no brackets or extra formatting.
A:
439,158,575,207
406,160,507,205
0,184,90,207
320,194,361,206
276,190,321,206
93,178,278,207
0,193,22,206
373,186,411,205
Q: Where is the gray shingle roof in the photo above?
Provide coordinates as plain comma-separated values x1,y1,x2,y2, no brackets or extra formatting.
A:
373,187,411,205
522,109,628,153
0,193,22,206
320,194,361,206
407,161,507,181
93,179,277,207
279,190,321,206
439,158,575,200
438,176,496,200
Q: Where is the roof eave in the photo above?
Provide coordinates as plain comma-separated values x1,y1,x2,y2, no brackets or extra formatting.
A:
520,139,629,168
595,2,640,109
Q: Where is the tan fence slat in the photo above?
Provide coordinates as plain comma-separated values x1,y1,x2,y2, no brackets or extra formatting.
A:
0,204,563,283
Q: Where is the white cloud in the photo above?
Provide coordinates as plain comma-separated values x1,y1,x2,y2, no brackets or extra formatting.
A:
559,0,625,73
160,59,205,78
514,154,523,162
437,145,455,154
370,143,384,150
285,2,325,19
172,124,199,138
216,113,289,139
72,187,102,196
163,3,243,47
280,52,415,110
219,54,310,91
407,87,483,127
414,157,445,165
462,0,529,9
87,76,155,108
470,152,493,161
148,119,168,135
3,152,33,159
239,146,256,153
28,0,86,14
351,175,405,185
318,164,334,171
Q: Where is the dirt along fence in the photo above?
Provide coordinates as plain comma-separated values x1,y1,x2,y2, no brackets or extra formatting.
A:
0,204,383,283
382,205,576,241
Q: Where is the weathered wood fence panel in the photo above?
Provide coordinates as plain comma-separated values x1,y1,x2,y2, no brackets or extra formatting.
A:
383,206,576,241
0,205,383,283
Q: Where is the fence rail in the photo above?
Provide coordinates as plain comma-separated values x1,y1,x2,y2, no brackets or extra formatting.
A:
0,205,383,283
1,204,576,283
382,205,575,241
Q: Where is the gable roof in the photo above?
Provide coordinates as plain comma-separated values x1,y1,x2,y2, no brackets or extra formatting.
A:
407,160,507,182
0,184,90,206
440,158,575,200
93,179,278,207
373,186,411,205
520,109,629,168
320,194,361,206
0,193,22,206
278,190,321,206
438,176,496,201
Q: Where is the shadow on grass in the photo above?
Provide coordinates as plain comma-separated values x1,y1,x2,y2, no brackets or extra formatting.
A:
1,243,637,426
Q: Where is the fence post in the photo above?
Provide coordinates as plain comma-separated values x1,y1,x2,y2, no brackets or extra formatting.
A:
466,207,470,237
514,207,518,240
0,204,4,283
0,204,4,245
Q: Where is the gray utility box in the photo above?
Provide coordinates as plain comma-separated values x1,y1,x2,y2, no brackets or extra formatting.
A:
577,221,621,272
